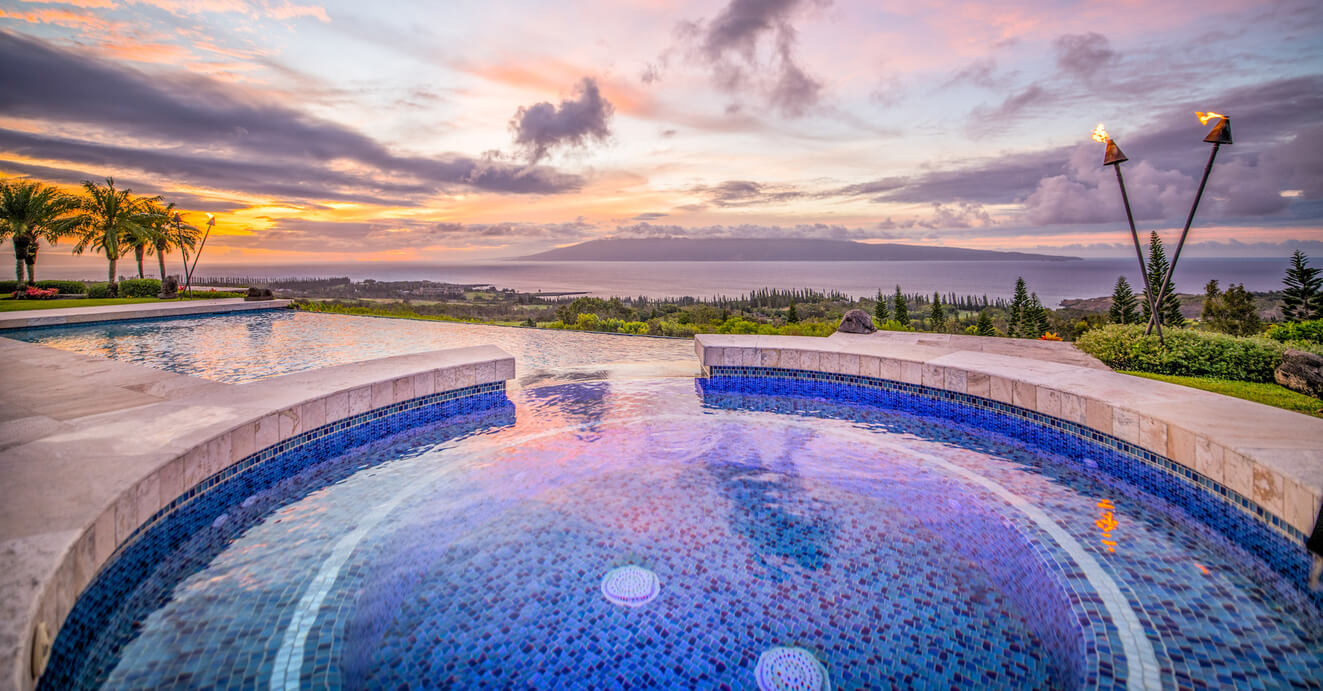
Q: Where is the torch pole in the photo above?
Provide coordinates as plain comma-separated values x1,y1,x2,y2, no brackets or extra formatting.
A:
1145,142,1221,335
1113,163,1163,344
186,218,214,298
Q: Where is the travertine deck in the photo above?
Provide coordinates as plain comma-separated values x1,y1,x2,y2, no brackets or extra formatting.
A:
829,330,1109,369
696,333,1323,538
0,298,291,330
0,337,513,691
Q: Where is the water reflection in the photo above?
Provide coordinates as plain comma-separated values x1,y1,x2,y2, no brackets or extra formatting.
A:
6,311,694,384
705,430,836,581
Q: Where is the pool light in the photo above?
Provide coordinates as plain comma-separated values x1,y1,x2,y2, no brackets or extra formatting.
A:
755,646,831,691
600,565,660,607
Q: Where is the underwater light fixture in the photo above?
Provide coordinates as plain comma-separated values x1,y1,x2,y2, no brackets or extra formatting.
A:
600,565,660,607
755,646,831,691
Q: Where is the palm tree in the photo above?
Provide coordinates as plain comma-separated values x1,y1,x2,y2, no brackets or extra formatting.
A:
0,179,76,284
128,199,170,279
149,202,200,281
68,178,155,283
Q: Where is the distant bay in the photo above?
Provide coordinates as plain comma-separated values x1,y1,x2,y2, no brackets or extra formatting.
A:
181,257,1289,307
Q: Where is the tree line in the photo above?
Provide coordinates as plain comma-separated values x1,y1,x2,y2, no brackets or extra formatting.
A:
0,178,202,285
1106,232,1321,335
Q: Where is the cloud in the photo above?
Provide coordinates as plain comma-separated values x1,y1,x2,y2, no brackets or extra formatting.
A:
974,82,1053,122
611,221,884,241
509,77,615,164
0,31,583,199
1053,32,1118,79
875,202,994,230
691,179,806,207
860,75,1323,226
222,217,598,253
944,58,1004,89
677,0,826,117
1023,144,1193,225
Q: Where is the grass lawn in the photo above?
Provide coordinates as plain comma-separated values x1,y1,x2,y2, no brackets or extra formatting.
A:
0,296,242,312
1121,370,1323,418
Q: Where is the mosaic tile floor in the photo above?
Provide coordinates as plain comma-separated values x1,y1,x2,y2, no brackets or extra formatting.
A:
55,379,1323,689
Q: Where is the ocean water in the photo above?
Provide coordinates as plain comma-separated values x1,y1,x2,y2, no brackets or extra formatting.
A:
186,258,1288,306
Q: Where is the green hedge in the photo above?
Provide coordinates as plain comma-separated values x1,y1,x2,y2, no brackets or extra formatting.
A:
1075,324,1284,382
118,278,161,298
1266,319,1323,344
86,282,117,298
34,280,86,294
0,280,19,293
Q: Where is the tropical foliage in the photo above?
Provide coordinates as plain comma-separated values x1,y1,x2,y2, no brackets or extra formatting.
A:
66,178,159,283
0,179,77,283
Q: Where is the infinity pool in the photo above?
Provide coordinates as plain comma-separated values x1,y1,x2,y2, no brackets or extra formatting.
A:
1,310,695,383
40,376,1323,689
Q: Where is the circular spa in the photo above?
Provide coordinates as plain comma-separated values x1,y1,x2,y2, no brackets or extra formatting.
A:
39,374,1323,690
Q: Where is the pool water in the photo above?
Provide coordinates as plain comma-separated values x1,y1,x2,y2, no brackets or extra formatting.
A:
1,310,696,384
44,378,1323,690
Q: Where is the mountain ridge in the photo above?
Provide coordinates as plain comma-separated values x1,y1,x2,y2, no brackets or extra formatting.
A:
516,237,1081,262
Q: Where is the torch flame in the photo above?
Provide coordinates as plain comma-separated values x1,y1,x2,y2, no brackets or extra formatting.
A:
1090,123,1109,143
1196,111,1226,126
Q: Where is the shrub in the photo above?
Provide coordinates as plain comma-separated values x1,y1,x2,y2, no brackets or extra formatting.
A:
875,319,915,332
12,286,58,300
1265,319,1323,344
118,278,161,298
0,280,21,293
86,282,117,298
34,280,86,294
1075,324,1284,382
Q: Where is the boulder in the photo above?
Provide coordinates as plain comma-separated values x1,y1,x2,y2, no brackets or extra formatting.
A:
157,276,179,299
836,309,877,334
1275,349,1323,399
244,286,275,301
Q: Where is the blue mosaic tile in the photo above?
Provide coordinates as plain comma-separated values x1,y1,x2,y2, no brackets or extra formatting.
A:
39,375,1323,690
40,382,514,690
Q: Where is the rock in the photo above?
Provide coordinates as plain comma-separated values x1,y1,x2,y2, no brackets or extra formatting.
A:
1275,349,1323,399
157,276,179,299
244,286,275,301
836,309,877,334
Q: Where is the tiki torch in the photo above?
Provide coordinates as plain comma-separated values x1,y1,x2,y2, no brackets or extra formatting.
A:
185,213,215,296
1095,123,1164,342
1145,112,1232,335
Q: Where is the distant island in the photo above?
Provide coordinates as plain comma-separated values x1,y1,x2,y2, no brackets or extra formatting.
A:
516,238,1081,262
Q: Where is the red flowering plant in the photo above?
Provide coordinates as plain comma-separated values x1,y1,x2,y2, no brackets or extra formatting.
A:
12,286,58,300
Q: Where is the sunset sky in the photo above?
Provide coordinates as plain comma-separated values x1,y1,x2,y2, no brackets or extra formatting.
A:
2,0,1322,270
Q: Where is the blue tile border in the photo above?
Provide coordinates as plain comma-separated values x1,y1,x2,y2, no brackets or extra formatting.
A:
703,366,1317,605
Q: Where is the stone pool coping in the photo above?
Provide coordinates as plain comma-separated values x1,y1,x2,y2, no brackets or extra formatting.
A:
695,333,1323,540
0,338,514,691
0,298,291,330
